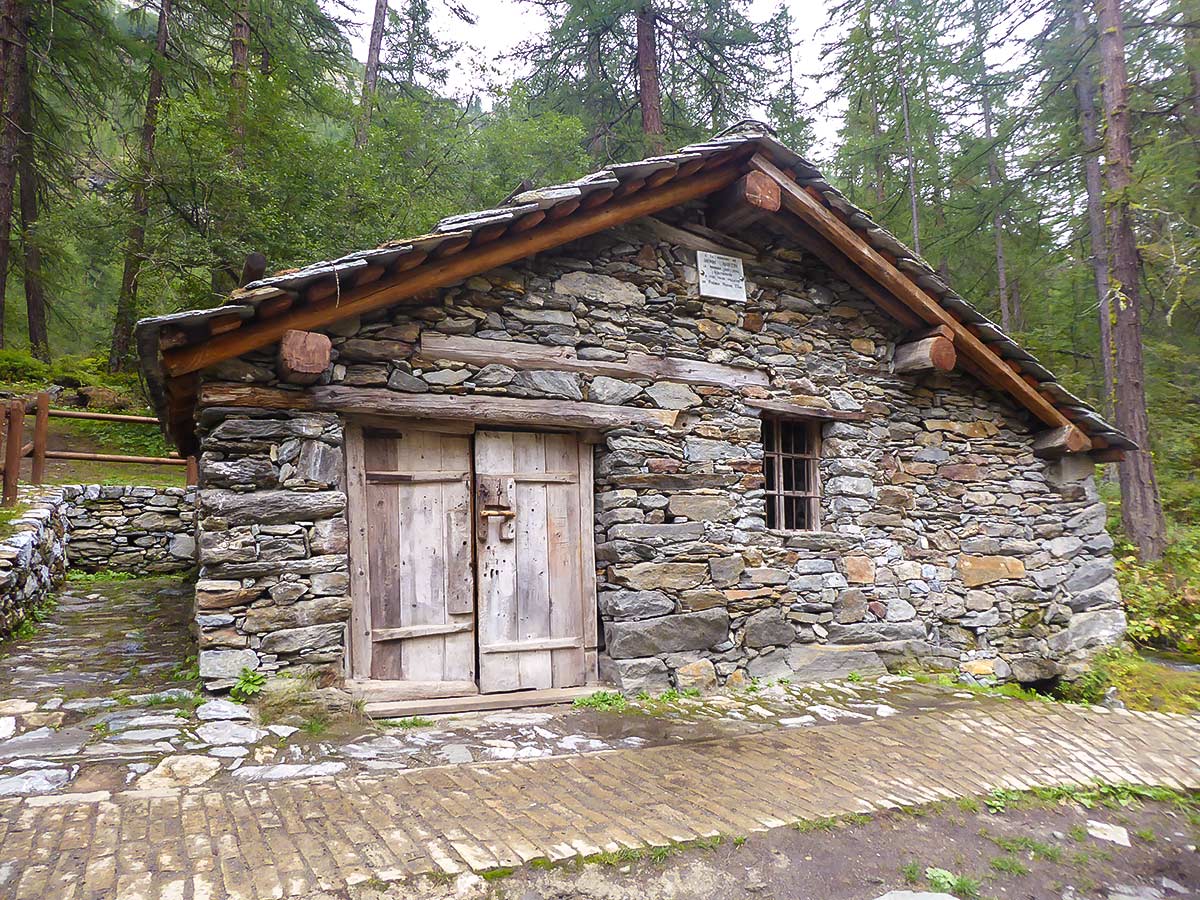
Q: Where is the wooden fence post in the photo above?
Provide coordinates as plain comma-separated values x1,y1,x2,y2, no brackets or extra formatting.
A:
3,398,25,506
31,392,48,484
186,456,198,486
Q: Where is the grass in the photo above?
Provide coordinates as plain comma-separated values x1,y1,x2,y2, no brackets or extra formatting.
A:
383,716,435,729
0,502,29,542
572,690,628,712
66,569,138,585
299,714,329,736
989,855,1030,876
988,834,1062,862
924,866,982,899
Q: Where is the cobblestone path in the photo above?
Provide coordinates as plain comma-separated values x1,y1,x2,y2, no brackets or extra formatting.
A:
1,698,1197,900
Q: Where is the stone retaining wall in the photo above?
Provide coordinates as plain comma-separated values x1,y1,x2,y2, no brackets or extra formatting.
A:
0,485,197,640
61,485,196,573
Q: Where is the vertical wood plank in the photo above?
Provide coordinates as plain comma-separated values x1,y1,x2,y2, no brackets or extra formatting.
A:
441,433,475,682
366,435,403,680
475,431,520,692
514,432,552,690
344,424,373,680
578,441,598,663
545,434,585,687
399,430,446,681
30,392,48,484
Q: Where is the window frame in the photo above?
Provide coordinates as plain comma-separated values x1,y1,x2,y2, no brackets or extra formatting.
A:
762,416,822,532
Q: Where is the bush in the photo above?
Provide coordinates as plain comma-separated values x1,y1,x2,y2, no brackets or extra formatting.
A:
0,349,50,383
1117,536,1200,653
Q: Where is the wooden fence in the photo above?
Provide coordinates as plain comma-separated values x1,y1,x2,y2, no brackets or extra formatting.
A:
0,392,196,506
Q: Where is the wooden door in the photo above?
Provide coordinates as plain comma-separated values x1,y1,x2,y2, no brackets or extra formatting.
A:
475,431,590,693
348,426,476,691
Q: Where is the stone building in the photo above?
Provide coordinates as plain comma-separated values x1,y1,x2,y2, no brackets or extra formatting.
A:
137,126,1132,711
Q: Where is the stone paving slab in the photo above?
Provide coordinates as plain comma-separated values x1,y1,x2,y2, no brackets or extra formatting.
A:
1,698,1198,900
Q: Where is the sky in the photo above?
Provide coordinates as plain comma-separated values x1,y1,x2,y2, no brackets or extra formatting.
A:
340,0,844,147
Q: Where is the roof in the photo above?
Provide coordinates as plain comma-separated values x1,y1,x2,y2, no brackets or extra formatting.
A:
136,123,1132,457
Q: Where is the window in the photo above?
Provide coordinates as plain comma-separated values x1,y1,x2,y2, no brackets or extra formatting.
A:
762,417,821,531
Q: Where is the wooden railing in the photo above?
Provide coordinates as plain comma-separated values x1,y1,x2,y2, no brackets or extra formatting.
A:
0,391,196,506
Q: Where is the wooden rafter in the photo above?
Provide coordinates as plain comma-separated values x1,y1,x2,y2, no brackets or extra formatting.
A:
160,162,746,379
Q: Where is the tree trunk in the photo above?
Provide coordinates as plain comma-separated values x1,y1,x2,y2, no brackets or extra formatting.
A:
13,2,46,361
893,23,921,255
0,0,24,350
1072,0,1114,415
110,0,172,372
354,0,387,149
636,2,665,154
230,0,250,162
1096,0,1167,561
972,0,1012,331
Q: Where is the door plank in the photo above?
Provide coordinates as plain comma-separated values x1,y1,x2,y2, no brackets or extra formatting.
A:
401,430,447,681
578,443,599,660
475,431,521,692
544,433,585,687
345,425,373,680
440,432,475,679
480,636,583,653
513,432,553,690
365,435,403,680
372,621,473,642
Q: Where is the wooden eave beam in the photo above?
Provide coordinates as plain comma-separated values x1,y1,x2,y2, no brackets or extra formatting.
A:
161,163,744,379
749,153,1088,450
198,383,680,431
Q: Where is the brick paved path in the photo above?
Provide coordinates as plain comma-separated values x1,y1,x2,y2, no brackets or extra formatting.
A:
2,698,1198,900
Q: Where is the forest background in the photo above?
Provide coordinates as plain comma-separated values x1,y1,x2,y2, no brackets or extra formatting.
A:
0,0,1195,651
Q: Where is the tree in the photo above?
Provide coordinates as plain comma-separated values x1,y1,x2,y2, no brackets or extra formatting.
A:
1071,0,1114,412
10,0,46,359
519,0,790,160
110,0,173,372
1096,0,1167,560
355,0,388,148
0,0,23,349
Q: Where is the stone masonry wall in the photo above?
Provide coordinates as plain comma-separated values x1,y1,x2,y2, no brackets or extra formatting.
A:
192,211,1124,691
0,484,196,640
62,484,196,573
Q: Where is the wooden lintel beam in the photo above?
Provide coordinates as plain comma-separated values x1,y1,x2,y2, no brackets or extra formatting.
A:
744,399,869,421
750,153,1086,447
198,383,681,431
161,164,744,379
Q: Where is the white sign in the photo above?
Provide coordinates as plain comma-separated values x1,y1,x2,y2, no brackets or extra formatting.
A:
697,250,747,303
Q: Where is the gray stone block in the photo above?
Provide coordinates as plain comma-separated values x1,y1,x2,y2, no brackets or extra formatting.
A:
785,645,888,683
598,589,674,621
605,609,729,658
742,608,796,649
598,656,670,694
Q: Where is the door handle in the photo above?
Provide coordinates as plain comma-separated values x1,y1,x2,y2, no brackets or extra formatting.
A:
479,510,515,519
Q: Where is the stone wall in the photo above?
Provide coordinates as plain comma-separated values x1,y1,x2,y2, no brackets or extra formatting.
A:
61,485,196,573
0,489,69,638
192,212,1124,691
0,484,196,640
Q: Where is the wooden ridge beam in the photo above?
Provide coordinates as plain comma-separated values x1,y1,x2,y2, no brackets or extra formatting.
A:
750,153,1088,449
162,163,744,379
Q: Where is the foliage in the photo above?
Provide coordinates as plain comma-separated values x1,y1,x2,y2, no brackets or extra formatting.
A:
230,668,267,702
572,690,627,711
384,715,435,729
1114,537,1200,653
1054,647,1200,714
66,570,138,584
924,867,981,899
